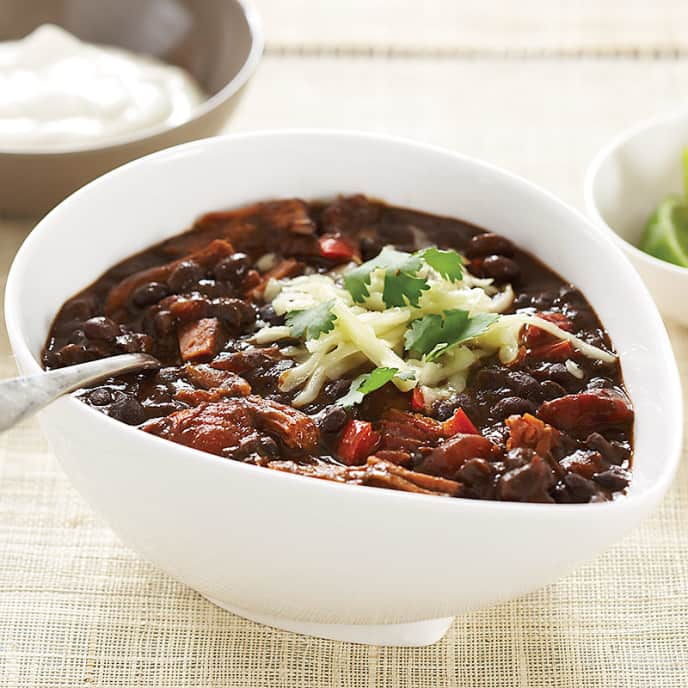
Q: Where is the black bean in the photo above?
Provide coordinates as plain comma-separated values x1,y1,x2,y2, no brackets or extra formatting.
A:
115,332,153,354
318,405,348,433
491,396,537,420
562,305,597,331
83,316,120,342
131,282,169,307
474,367,510,391
478,255,520,283
167,260,204,293
455,458,494,486
195,279,233,299
43,350,62,369
464,233,515,259
539,380,567,400
587,377,613,390
258,436,279,457
545,363,578,388
505,370,541,398
585,432,630,465
324,379,351,401
109,395,146,425
154,367,183,387
505,447,533,470
259,305,284,326
61,296,97,323
143,401,182,417
359,236,383,261
497,457,555,503
211,298,256,329
214,253,250,286
563,473,601,503
67,328,88,346
531,292,556,310
433,400,457,422
512,293,533,309
88,388,112,406
593,466,630,491
436,393,479,422
57,344,94,365
556,284,586,306
153,310,176,337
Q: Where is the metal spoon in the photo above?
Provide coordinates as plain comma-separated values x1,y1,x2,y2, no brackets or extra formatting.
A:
0,353,160,433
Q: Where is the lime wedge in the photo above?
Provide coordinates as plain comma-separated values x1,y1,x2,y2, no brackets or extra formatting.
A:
639,195,688,268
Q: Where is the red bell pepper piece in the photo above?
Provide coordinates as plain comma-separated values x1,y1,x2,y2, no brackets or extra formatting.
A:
318,234,356,262
411,387,425,412
442,407,479,436
337,419,381,466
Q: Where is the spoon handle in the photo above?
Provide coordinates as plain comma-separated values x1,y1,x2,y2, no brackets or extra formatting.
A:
0,353,159,433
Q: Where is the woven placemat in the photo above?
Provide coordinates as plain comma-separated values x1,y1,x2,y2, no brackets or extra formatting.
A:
0,223,687,688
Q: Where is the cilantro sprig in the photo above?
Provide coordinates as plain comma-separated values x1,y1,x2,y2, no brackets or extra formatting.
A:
344,246,464,308
344,247,429,307
404,309,499,361
336,367,415,408
285,300,336,340
420,247,463,282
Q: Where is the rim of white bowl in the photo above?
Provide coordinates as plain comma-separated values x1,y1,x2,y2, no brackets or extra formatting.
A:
0,0,264,156
5,129,683,514
584,106,688,277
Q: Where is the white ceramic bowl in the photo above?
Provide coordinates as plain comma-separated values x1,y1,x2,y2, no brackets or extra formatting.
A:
5,132,682,647
585,108,688,326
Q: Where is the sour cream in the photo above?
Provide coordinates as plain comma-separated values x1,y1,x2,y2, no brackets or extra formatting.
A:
0,24,205,150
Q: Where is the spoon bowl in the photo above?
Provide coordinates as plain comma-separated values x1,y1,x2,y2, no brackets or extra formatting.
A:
0,353,159,432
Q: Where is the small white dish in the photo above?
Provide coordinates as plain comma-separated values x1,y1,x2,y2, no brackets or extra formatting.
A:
585,107,688,326
5,131,683,646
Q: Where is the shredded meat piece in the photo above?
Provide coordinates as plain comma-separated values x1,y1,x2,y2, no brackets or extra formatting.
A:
559,449,606,480
142,396,319,456
266,456,462,497
415,434,495,479
159,200,319,259
538,389,633,434
200,199,316,236
174,364,251,405
506,413,560,456
178,318,225,362
372,449,412,466
210,347,284,374
105,239,236,315
320,195,381,237
377,410,444,453
142,400,259,456
183,364,250,392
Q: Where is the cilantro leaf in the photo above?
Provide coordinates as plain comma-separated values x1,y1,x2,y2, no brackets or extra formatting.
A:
336,367,402,408
420,247,463,282
383,270,429,307
285,299,336,340
404,309,499,361
344,247,428,307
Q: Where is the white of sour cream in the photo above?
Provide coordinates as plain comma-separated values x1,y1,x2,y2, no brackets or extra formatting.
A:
0,24,205,150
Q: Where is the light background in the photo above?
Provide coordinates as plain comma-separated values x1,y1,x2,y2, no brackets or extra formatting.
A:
1,2,687,685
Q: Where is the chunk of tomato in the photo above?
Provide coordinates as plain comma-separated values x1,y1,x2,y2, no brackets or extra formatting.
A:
337,419,381,466
442,407,479,436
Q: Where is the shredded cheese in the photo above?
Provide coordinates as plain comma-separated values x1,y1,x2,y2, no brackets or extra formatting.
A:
255,245,617,406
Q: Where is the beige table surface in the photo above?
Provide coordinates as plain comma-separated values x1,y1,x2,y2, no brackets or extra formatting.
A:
2,3,688,686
